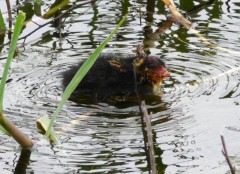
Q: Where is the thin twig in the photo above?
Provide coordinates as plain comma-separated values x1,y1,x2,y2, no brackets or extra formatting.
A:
221,135,236,174
160,0,191,28
141,102,157,174
5,0,13,39
133,63,151,174
5,0,12,29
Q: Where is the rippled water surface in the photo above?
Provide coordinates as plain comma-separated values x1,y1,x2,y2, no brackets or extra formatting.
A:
1,0,240,173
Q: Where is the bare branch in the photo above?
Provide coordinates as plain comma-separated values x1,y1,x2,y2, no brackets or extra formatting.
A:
5,0,13,39
5,0,12,29
140,102,157,174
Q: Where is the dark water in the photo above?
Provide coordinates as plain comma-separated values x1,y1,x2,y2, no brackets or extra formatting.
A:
1,0,240,173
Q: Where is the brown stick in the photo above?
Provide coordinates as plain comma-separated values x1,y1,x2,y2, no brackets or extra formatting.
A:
221,135,236,174
160,0,191,28
5,0,12,29
0,112,34,148
5,0,12,40
161,0,181,16
141,101,157,174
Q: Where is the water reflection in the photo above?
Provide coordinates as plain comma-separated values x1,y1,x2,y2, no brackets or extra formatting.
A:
1,0,240,173
14,148,31,174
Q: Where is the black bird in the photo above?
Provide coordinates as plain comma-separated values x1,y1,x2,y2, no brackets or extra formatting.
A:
62,50,170,101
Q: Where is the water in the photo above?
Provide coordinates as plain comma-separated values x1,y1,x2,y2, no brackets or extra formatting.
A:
0,0,240,173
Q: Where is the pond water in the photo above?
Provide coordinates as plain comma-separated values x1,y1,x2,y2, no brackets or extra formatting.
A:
0,0,240,173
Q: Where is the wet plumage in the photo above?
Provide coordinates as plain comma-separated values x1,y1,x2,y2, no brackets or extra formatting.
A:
62,54,170,101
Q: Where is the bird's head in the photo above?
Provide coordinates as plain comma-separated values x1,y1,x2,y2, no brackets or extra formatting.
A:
134,55,170,90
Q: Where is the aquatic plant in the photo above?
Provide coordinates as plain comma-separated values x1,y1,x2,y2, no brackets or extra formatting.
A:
0,9,6,31
0,11,33,148
37,12,128,143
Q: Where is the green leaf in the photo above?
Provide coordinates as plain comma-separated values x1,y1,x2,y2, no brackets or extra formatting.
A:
0,9,6,31
43,13,128,140
0,124,10,136
0,12,25,112
43,0,69,19
0,12,25,136
0,112,9,135
36,115,60,144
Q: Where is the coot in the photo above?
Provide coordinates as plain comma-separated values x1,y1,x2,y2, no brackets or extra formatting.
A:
62,51,170,100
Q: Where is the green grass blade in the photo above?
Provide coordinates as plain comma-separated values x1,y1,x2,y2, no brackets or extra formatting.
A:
0,9,6,31
0,12,25,136
0,12,25,135
0,12,25,112
44,13,128,138
0,124,10,136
